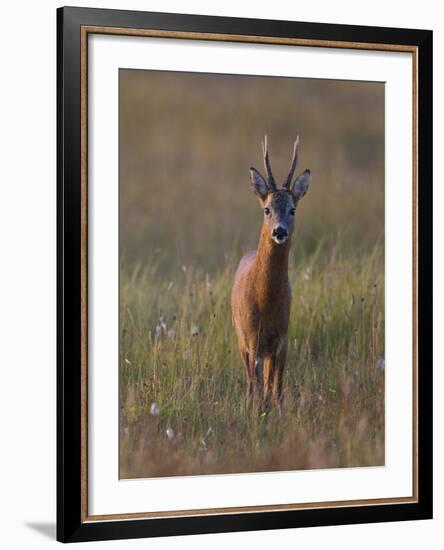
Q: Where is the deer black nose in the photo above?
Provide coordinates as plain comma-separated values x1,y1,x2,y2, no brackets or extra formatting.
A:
272,226,288,240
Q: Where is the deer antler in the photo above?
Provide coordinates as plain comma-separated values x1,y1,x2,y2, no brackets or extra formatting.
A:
283,136,300,189
262,135,277,192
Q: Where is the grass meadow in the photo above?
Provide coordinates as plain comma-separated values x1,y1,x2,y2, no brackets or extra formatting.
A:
119,69,385,478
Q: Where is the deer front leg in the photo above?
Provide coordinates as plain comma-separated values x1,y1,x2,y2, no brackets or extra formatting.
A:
272,339,288,414
263,356,274,411
241,350,254,410
252,356,264,411
246,378,254,409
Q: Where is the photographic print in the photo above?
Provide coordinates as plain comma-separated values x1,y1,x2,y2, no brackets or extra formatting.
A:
119,69,385,479
58,8,432,541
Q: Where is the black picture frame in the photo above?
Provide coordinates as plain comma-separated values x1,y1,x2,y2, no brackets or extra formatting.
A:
57,5,433,543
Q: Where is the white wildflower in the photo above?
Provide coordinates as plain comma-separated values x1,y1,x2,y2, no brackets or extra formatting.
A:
124,358,132,365
150,402,160,416
166,427,175,440
303,268,311,281
190,324,200,337
155,317,167,338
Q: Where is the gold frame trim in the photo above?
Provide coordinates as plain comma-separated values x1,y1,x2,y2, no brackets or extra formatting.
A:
80,26,419,523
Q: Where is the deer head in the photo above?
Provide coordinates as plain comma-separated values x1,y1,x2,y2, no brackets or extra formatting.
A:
249,135,311,245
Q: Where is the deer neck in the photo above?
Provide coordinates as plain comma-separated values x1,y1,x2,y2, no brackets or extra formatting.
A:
253,223,290,308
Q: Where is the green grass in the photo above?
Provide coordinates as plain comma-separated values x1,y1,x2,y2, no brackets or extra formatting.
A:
119,238,384,478
118,69,385,478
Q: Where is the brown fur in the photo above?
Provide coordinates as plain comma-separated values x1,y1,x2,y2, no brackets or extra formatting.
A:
231,137,311,412
231,194,293,412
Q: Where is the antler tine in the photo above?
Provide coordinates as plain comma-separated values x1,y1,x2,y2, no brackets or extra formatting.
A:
284,136,300,189
262,135,277,191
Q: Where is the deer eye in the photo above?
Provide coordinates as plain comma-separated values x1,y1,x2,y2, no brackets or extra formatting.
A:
290,208,296,216
264,207,270,216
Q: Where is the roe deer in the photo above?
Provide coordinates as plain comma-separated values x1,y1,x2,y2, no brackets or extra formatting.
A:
231,135,311,412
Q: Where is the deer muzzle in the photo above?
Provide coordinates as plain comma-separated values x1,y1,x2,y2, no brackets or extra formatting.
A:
272,225,288,245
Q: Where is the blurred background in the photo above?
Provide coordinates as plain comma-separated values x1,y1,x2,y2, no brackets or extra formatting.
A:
119,70,384,276
119,69,385,478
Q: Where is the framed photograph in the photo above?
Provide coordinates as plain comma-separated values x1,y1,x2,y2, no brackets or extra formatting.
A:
57,6,433,543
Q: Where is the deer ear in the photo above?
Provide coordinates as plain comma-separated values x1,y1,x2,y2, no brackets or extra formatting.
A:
249,167,268,199
292,170,311,201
